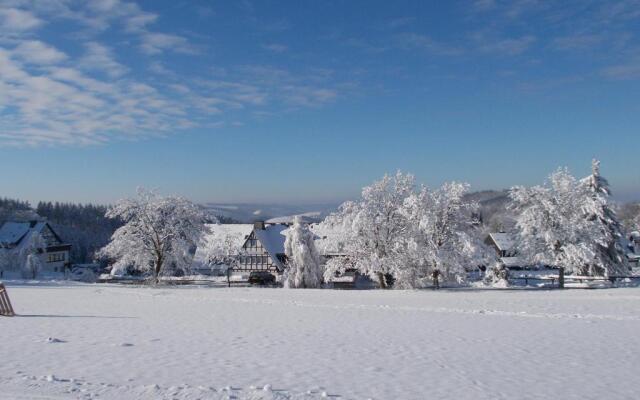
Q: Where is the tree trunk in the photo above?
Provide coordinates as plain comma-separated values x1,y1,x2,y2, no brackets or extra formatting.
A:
377,272,387,289
154,257,162,285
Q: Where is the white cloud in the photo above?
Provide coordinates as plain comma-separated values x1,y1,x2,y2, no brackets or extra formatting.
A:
124,12,157,33
0,7,42,32
394,33,463,56
196,65,342,110
87,0,122,13
262,43,288,53
602,58,640,80
79,42,128,77
13,40,67,64
0,47,198,147
552,34,603,51
139,32,194,55
0,1,345,147
474,33,536,55
473,0,496,11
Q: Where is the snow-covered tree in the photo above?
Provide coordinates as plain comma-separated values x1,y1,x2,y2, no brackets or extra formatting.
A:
321,172,415,288
97,188,208,284
20,233,45,279
321,173,492,288
23,254,42,280
199,227,242,273
403,182,494,286
283,216,323,288
579,159,629,275
510,167,622,276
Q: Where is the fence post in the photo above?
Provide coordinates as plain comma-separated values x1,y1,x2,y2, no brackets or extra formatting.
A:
558,267,565,289
0,282,16,317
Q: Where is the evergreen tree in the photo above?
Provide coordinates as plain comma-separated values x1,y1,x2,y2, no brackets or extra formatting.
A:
284,216,323,288
580,159,628,276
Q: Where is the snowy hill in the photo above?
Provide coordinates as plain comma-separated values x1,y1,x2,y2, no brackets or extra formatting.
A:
202,203,339,223
464,190,516,231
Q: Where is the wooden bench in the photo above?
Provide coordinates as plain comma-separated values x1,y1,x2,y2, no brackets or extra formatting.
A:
0,282,15,317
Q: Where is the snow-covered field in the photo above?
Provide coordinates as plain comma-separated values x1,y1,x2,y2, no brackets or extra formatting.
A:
2,283,640,400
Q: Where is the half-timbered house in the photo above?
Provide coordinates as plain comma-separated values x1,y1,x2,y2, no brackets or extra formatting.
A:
193,221,289,275
236,221,288,273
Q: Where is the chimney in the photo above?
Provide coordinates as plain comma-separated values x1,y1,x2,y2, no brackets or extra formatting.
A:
254,221,266,230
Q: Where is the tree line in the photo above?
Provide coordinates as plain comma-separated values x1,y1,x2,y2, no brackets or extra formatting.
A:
98,159,640,288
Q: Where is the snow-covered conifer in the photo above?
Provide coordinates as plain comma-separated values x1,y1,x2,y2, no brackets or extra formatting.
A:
579,159,628,276
284,216,323,288
97,188,207,283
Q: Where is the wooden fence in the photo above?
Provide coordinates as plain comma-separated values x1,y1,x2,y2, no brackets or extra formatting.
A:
0,282,15,316
509,274,640,288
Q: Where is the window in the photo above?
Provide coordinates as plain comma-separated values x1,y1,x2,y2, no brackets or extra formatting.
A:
47,253,65,263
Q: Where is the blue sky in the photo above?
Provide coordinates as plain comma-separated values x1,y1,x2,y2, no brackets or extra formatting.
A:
0,0,639,205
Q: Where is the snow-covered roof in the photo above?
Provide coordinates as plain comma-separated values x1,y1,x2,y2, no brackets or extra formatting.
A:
500,256,522,268
192,224,254,268
0,222,31,245
254,224,288,256
488,233,514,251
208,223,254,244
309,223,346,255
0,221,50,249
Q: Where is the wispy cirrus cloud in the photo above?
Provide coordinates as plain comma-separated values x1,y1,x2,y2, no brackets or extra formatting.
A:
551,34,604,51
601,57,640,80
0,47,196,146
139,32,197,55
394,33,463,56
474,34,536,55
262,43,288,53
0,1,348,147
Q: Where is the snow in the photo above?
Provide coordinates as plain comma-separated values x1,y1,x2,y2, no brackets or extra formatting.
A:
2,282,640,399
